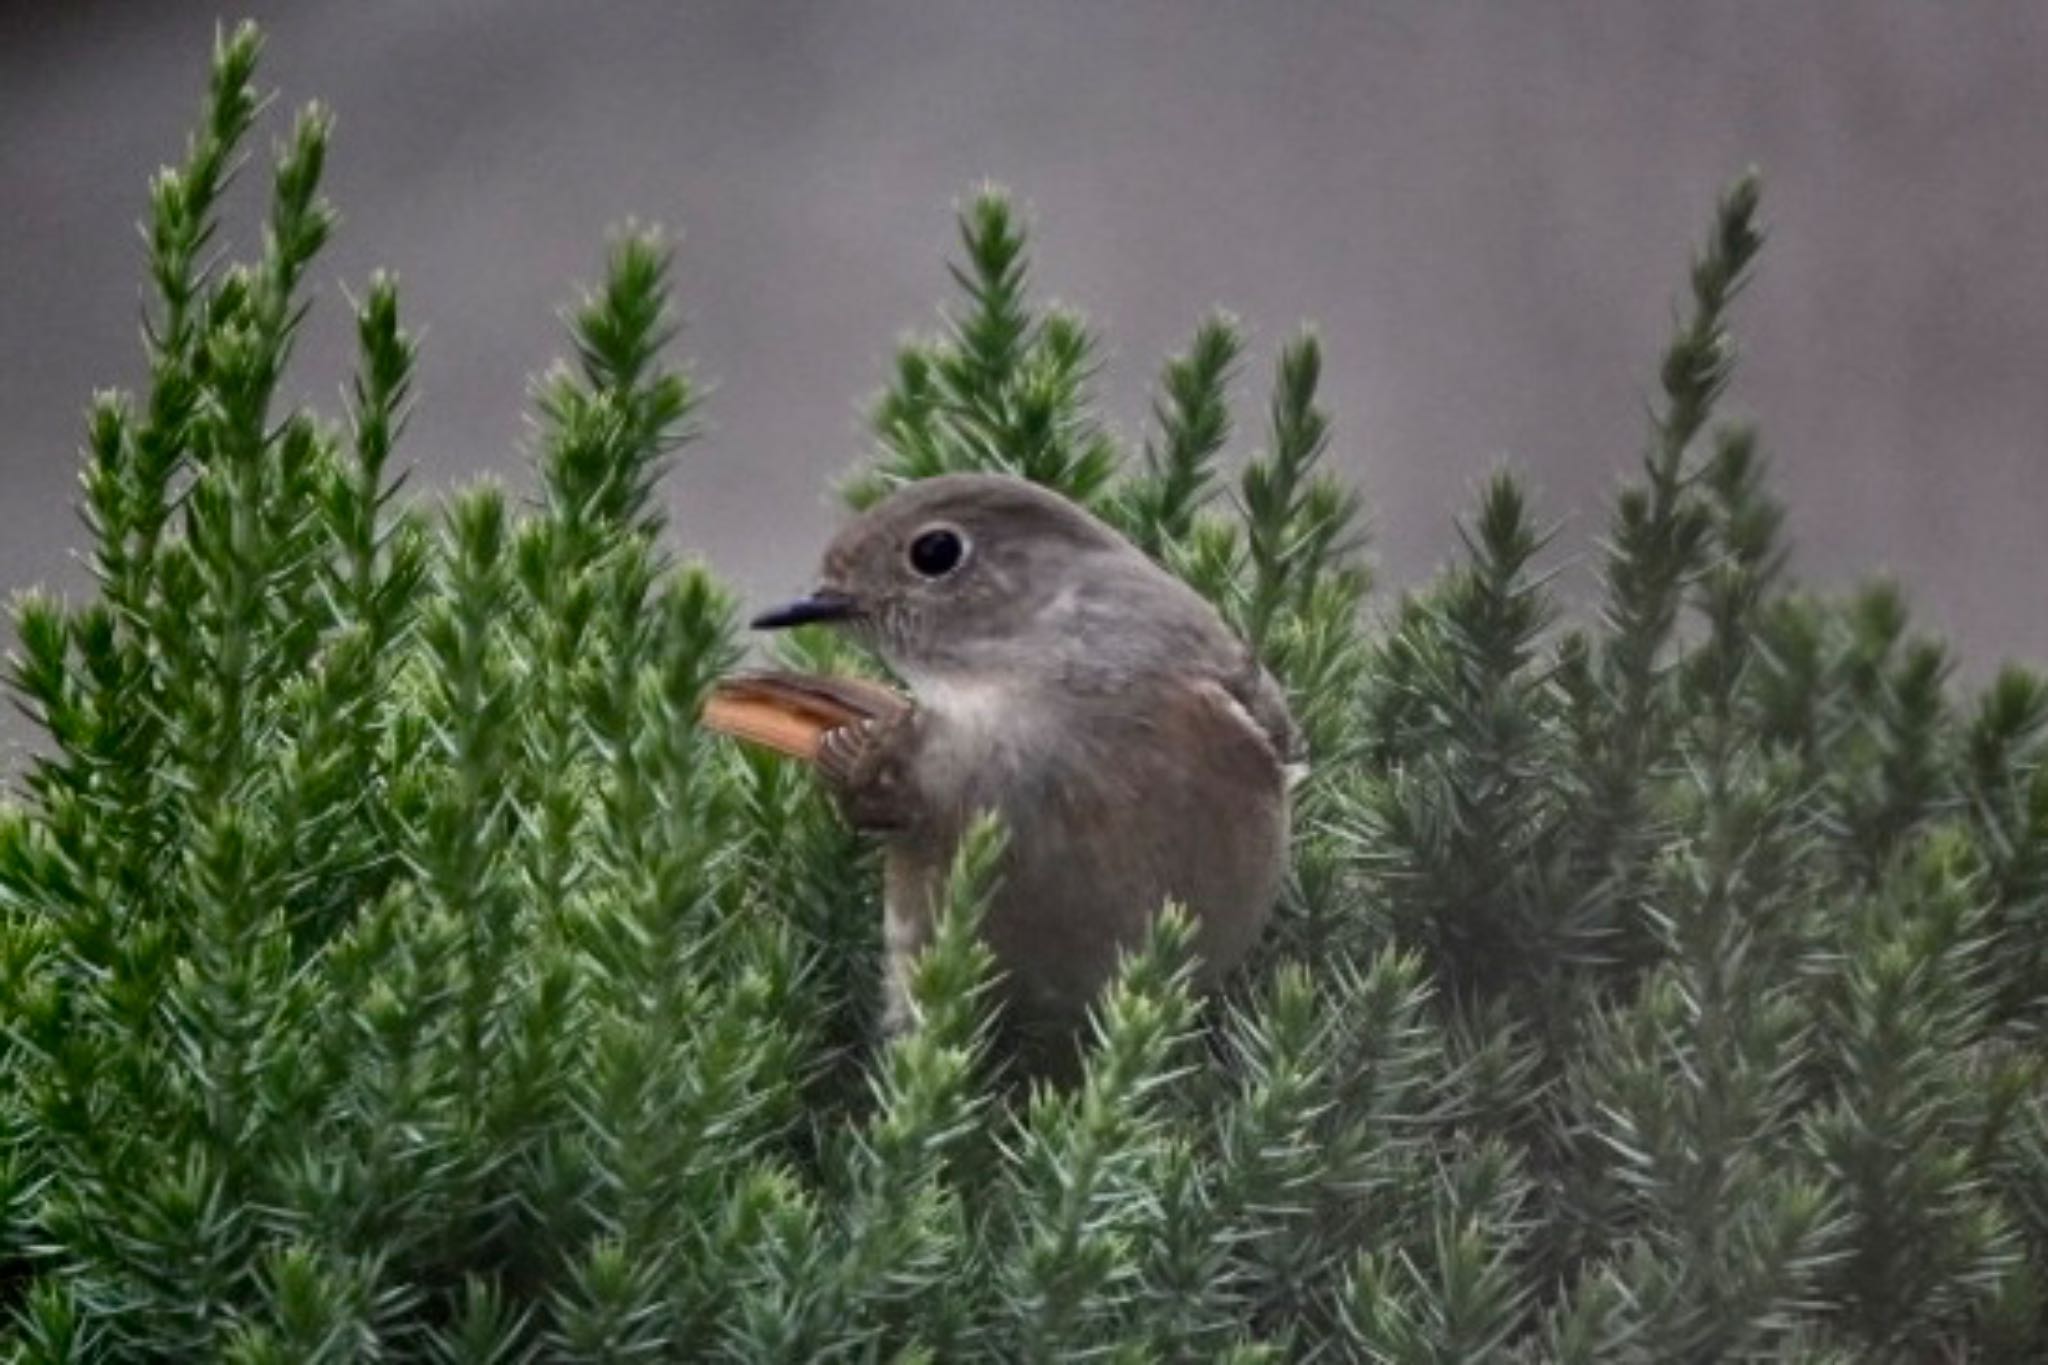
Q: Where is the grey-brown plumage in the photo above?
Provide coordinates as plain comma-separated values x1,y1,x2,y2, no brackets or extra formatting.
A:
752,473,1298,1047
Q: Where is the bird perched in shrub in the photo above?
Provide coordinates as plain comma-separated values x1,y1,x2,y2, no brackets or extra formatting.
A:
726,473,1299,1061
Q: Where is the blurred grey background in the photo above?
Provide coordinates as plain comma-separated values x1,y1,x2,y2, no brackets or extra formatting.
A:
3,1,2045,764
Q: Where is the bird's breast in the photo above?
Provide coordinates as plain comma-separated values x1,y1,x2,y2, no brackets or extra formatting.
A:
906,674,1050,802
912,674,1019,740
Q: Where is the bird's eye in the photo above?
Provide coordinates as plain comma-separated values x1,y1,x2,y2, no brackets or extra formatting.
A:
907,526,967,578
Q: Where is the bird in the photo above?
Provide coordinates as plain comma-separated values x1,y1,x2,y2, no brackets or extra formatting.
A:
744,472,1299,1059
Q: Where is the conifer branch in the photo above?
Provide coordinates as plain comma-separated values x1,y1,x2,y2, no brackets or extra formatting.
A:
1577,171,1766,973
1123,314,1243,558
1003,908,1201,1357
855,189,1117,511
1238,331,1362,652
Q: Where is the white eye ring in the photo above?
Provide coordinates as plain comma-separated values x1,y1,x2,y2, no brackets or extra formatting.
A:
906,524,970,579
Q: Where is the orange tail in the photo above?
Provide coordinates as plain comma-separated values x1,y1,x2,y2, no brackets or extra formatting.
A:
699,669,911,762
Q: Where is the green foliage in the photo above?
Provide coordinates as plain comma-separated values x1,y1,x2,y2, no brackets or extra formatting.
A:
850,186,1120,513
3,29,2045,1361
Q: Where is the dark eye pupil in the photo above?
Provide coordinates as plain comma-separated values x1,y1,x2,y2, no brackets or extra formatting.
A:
909,528,963,577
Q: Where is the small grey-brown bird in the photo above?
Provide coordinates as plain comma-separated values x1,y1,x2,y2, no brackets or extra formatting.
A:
748,473,1299,1051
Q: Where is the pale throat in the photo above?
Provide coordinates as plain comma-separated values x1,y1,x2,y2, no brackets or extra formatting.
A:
900,670,1024,738
893,592,1074,742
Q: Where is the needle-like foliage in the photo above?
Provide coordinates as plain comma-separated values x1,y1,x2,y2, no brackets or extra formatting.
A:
2,28,2043,1361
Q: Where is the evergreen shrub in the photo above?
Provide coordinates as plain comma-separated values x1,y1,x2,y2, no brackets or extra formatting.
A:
3,25,2044,1361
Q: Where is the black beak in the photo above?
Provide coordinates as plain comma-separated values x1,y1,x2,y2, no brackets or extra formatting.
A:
750,589,858,631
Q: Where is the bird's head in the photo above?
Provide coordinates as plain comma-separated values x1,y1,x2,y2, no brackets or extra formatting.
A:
751,473,1131,686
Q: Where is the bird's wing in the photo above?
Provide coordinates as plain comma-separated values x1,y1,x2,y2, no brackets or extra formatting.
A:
1218,652,1307,785
700,669,912,762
